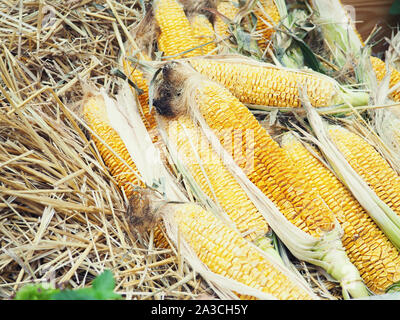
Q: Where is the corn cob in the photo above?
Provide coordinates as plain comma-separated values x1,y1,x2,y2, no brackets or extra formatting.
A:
254,0,281,51
316,0,361,48
370,56,400,102
83,92,171,248
171,202,314,300
189,58,368,108
214,1,239,39
307,0,365,68
83,93,142,197
328,126,400,219
189,14,217,55
281,133,400,294
164,115,270,243
154,0,203,58
191,79,336,238
314,1,400,159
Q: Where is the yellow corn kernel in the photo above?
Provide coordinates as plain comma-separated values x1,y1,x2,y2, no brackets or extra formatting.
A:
329,125,400,219
190,14,217,55
164,115,269,242
214,1,239,39
281,133,400,294
370,56,400,102
174,202,314,300
154,0,203,57
189,58,338,108
254,0,281,50
192,80,337,238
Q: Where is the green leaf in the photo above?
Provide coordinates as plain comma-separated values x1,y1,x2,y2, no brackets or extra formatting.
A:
51,285,121,300
14,284,60,300
390,0,400,15
54,270,122,300
13,270,123,300
293,38,324,73
51,288,98,300
92,269,115,292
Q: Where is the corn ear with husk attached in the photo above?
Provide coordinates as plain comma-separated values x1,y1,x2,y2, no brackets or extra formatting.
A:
82,90,173,248
303,94,400,252
370,56,400,103
308,0,400,103
253,0,281,51
312,0,400,99
214,0,239,40
307,0,400,173
129,190,318,300
307,0,365,68
153,0,204,58
281,132,400,294
189,14,217,55
328,125,400,221
187,55,369,110
82,92,144,197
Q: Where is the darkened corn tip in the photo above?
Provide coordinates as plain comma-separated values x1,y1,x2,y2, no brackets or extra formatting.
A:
151,61,196,118
126,188,168,234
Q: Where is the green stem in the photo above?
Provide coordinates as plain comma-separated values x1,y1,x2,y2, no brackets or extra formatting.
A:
317,234,370,299
333,90,370,107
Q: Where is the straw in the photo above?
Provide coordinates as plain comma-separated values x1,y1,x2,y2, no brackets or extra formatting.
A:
0,0,212,300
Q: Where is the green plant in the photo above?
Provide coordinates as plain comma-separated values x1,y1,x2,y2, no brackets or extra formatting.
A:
13,270,123,300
